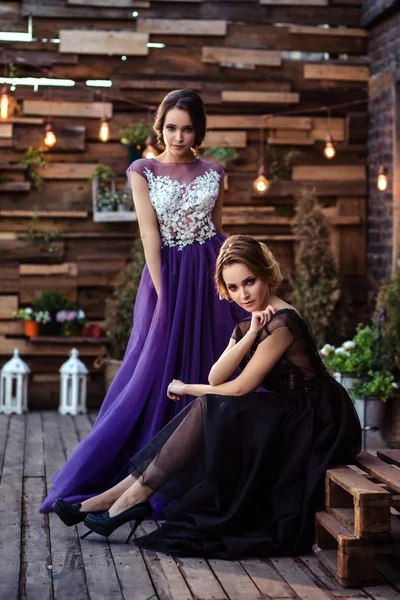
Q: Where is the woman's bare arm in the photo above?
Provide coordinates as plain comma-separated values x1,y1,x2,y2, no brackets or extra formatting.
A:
130,171,162,295
208,330,257,385
177,326,293,398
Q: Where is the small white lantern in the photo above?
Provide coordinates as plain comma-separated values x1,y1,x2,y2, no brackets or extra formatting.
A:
59,348,88,416
0,348,30,415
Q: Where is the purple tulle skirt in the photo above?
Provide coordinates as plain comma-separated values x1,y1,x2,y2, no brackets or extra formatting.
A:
40,233,241,513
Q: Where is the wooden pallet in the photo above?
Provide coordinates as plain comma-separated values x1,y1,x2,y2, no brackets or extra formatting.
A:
314,452,400,588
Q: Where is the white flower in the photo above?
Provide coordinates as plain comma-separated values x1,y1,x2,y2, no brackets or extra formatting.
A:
335,347,350,357
342,340,356,351
320,344,335,357
392,382,399,389
78,310,86,319
25,307,33,315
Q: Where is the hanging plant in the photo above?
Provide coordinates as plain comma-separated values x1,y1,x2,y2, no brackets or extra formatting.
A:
27,214,62,255
265,147,298,181
203,146,238,163
19,147,46,189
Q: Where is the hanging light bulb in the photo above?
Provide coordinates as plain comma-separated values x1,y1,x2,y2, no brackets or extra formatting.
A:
142,135,158,159
98,117,110,142
323,134,336,159
377,165,387,191
0,86,10,119
253,166,270,194
44,122,57,147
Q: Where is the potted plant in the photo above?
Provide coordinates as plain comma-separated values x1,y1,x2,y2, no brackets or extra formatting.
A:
31,289,72,335
18,147,46,190
56,308,87,337
320,324,397,428
119,120,153,163
90,163,136,222
95,239,145,390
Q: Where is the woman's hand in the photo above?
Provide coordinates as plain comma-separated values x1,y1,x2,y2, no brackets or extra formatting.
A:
249,305,276,335
167,379,186,401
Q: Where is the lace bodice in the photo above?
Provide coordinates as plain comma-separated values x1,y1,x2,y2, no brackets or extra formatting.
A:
233,309,330,395
127,158,225,250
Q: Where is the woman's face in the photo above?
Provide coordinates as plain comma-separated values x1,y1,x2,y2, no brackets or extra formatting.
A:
162,108,196,159
223,262,269,312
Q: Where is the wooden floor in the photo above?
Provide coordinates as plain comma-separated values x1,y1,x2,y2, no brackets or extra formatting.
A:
1,412,400,600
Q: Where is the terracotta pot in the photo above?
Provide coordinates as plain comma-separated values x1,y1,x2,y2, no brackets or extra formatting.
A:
24,320,40,336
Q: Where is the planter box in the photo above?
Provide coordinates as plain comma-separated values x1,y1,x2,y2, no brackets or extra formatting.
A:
92,178,137,223
354,396,385,429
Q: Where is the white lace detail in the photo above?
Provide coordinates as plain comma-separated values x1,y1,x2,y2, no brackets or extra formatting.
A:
144,167,221,250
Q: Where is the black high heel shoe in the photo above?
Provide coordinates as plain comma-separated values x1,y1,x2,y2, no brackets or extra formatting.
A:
52,498,101,527
81,500,151,544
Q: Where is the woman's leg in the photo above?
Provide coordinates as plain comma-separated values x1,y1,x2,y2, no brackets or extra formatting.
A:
108,396,206,517
79,474,137,512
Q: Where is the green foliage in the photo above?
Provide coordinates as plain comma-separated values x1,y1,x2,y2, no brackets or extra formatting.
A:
105,239,146,360
31,288,72,314
19,147,46,189
89,163,117,182
265,147,297,181
203,146,238,162
96,188,133,212
27,214,62,255
120,120,153,146
377,269,400,372
290,189,342,347
320,324,396,402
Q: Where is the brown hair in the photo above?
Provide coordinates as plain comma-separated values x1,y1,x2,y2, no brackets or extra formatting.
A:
153,89,207,149
215,234,283,300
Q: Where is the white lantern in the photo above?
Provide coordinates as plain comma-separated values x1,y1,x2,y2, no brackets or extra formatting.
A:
0,348,30,415
59,348,88,416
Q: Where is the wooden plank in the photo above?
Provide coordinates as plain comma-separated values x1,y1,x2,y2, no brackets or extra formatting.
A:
19,263,78,276
355,451,400,495
57,413,79,461
13,125,86,152
137,18,227,35
207,115,312,130
24,412,45,477
21,477,53,599
0,240,65,263
0,210,88,219
297,554,368,596
0,337,106,357
0,295,18,320
270,556,340,600
0,139,13,148
268,135,315,146
292,165,365,181
23,100,112,119
0,415,10,477
177,557,228,600
222,91,300,104
59,30,149,56
240,558,296,598
0,476,23,599
137,520,193,599
202,46,281,67
36,163,97,180
208,558,263,599
120,78,203,90
327,467,391,504
0,321,24,335
2,414,25,478
311,117,345,142
377,450,400,468
289,25,367,37
0,123,13,138
68,0,149,5
6,117,45,125
261,0,328,4
304,64,369,82
0,182,31,192
203,130,247,148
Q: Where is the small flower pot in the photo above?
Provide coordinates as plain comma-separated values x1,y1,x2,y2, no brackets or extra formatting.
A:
61,322,82,337
333,373,361,395
24,320,40,337
40,313,62,336
354,396,385,429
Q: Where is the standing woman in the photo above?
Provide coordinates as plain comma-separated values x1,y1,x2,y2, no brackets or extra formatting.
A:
41,90,243,514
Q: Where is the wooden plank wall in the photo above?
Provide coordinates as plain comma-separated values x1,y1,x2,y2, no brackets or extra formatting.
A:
0,0,368,408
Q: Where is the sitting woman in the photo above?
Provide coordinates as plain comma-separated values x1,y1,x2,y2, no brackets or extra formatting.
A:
53,234,361,559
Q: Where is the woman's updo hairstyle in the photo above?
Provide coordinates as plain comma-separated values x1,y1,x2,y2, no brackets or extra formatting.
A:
153,89,207,149
215,234,283,300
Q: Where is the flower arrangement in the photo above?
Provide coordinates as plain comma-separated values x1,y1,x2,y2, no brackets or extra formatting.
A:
56,309,87,336
13,307,51,324
119,121,153,146
203,146,238,163
96,187,133,212
320,324,397,402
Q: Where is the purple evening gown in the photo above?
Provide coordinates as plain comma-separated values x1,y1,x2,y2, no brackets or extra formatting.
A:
40,157,243,514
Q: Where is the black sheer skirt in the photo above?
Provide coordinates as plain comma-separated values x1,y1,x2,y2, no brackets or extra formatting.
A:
129,376,361,559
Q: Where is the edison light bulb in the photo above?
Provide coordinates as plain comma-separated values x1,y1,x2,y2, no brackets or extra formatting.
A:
253,166,269,193
323,135,335,159
99,118,110,142
143,145,157,159
44,123,57,147
377,166,387,191
0,88,9,119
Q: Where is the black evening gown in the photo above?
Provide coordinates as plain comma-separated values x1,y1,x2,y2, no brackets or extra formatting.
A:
129,309,362,559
